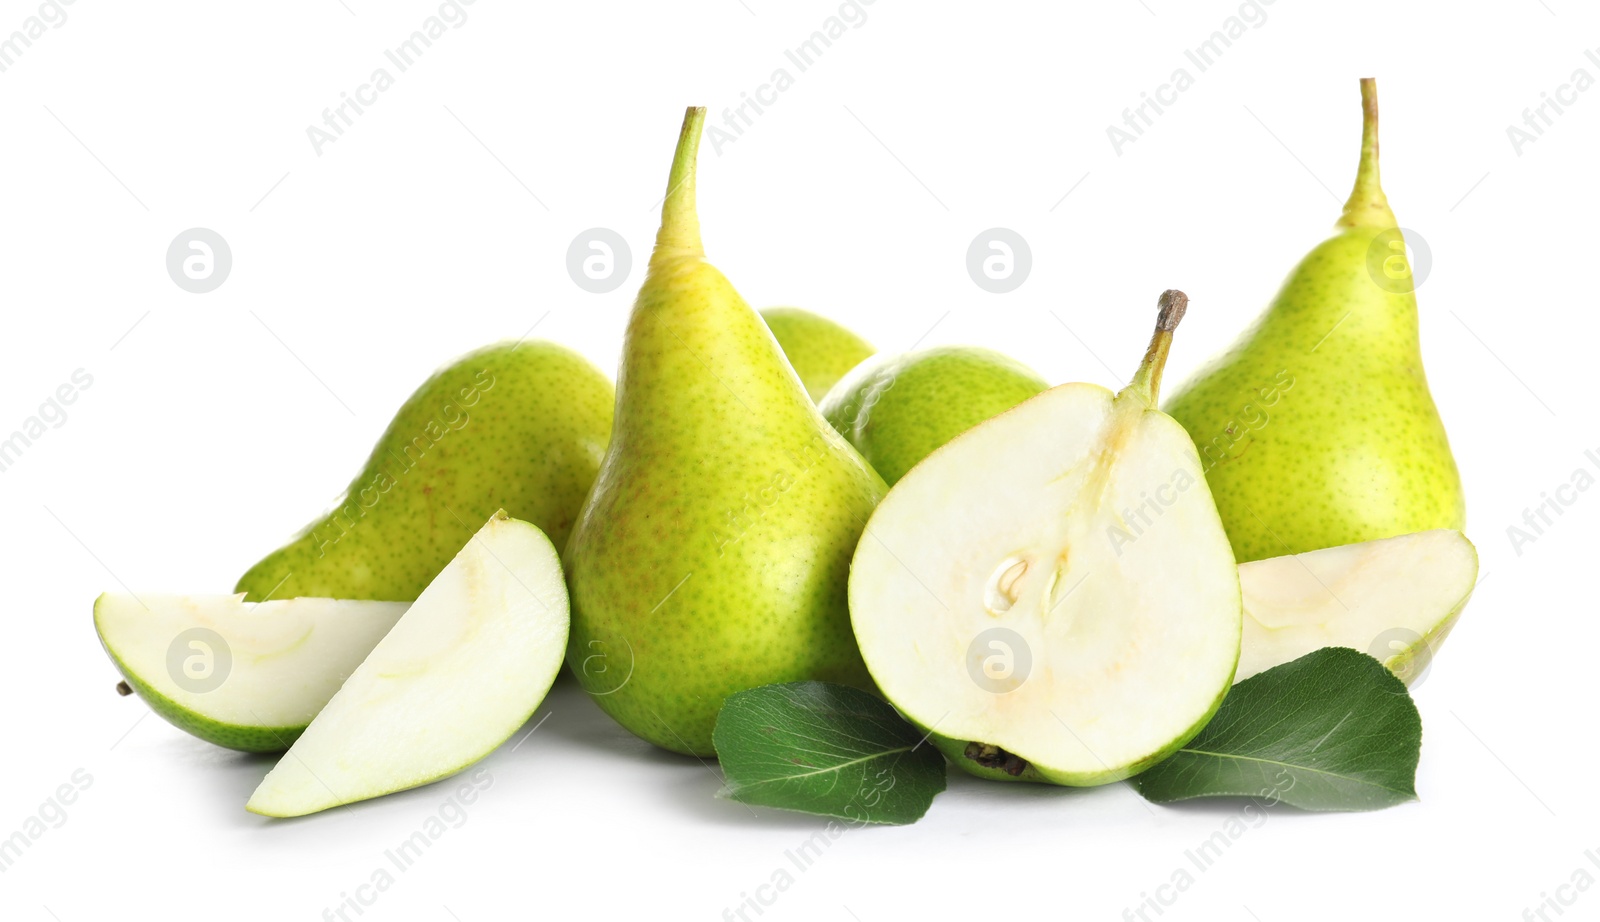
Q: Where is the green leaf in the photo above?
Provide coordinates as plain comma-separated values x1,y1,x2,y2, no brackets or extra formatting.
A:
712,682,946,825
1131,647,1422,811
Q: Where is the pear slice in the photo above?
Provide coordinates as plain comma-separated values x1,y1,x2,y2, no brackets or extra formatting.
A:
94,593,408,752
850,292,1242,786
1237,529,1478,684
247,511,567,817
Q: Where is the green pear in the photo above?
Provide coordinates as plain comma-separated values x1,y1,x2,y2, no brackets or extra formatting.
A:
760,307,875,402
820,346,1048,485
850,291,1241,786
563,108,887,757
235,341,612,601
1163,78,1464,562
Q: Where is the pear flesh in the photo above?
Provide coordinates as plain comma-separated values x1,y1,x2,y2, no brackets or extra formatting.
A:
95,594,408,752
850,294,1241,785
247,512,567,817
1237,528,1477,684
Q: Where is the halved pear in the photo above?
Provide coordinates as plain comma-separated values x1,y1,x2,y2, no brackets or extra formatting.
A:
850,292,1242,786
247,511,567,817
1237,528,1477,684
94,594,408,752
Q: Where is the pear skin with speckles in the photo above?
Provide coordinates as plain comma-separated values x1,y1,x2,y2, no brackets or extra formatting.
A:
1163,79,1464,563
760,307,875,402
562,108,886,757
235,341,613,601
821,346,1049,485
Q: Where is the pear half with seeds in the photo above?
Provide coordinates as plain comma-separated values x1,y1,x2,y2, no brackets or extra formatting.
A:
850,291,1241,785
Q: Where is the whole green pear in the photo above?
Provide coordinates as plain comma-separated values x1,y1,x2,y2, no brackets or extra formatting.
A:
759,307,875,402
820,346,1048,485
563,108,886,757
1162,78,1464,562
235,341,612,601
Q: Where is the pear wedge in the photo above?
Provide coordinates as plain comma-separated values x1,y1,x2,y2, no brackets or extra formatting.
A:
1237,529,1477,684
247,511,566,817
95,594,408,752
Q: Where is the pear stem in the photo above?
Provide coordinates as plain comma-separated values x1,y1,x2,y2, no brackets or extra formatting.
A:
652,106,707,264
1337,78,1397,230
1126,289,1188,406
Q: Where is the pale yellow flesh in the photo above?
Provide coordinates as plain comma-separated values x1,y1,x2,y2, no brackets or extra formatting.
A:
1237,528,1477,682
94,594,408,728
247,514,568,817
851,383,1241,782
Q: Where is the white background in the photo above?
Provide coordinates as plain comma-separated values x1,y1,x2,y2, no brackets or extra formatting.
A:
2,0,1595,919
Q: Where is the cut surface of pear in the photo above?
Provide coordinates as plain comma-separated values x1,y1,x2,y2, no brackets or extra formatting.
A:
1237,528,1477,684
95,594,408,752
850,292,1241,786
247,512,567,817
